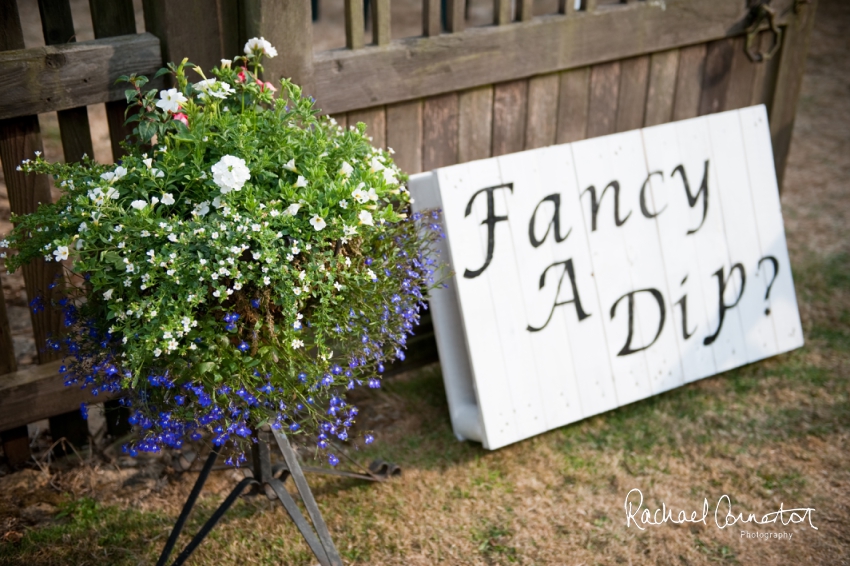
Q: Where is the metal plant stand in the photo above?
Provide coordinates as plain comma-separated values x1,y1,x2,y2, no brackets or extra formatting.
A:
156,429,399,566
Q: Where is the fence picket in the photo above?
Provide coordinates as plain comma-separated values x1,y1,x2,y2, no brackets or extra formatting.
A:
346,0,366,47
423,93,459,170
387,101,423,174
372,0,390,45
349,106,387,148
495,0,512,25
423,0,441,37
615,55,650,132
493,80,528,156
89,0,137,161
525,74,559,150
698,38,735,116
555,67,590,144
587,61,620,138
644,49,679,127
38,0,95,162
458,87,493,163
722,36,757,112
672,44,706,120
447,0,465,33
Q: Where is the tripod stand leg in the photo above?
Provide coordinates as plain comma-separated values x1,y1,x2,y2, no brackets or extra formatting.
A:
267,476,331,566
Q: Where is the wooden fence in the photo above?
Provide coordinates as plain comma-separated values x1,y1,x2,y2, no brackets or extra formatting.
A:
0,0,817,466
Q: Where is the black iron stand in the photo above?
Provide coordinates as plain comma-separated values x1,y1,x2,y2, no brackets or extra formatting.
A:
156,429,399,566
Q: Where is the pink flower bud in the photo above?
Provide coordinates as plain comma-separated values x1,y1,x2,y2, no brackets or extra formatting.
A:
173,112,189,127
263,81,277,93
236,69,247,83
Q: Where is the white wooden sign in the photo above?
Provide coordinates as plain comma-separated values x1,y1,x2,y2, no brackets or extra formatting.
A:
409,105,803,450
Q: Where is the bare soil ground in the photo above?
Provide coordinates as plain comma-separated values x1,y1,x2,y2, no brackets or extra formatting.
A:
1,0,849,565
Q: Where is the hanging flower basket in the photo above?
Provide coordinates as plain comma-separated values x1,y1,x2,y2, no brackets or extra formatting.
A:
1,39,444,467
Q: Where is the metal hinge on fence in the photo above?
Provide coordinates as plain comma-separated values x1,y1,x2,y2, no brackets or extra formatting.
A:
745,2,783,62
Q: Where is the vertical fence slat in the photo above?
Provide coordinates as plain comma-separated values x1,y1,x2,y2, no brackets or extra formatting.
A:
525,74,559,149
447,0,465,33
750,30,782,109
0,276,16,375
555,67,590,144
349,107,387,149
423,0,441,37
372,0,390,45
615,55,649,132
38,0,95,162
458,86,493,163
492,80,528,156
558,0,573,15
769,1,818,190
585,0,598,12
586,61,620,138
90,0,137,161
495,0,512,25
387,101,423,174
672,43,706,121
722,36,756,112
423,93,459,170
698,38,735,116
346,0,366,47
644,49,679,127
144,0,232,72
518,0,534,22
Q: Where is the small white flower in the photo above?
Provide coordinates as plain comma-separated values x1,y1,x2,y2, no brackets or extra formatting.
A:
161,193,175,205
244,37,278,58
263,276,271,285
294,175,308,188
221,59,232,68
193,201,210,217
383,168,398,185
283,159,297,172
358,210,374,226
334,282,343,291
293,287,302,296
352,186,369,204
309,215,326,231
78,222,88,232
291,338,304,350
343,225,357,237
367,188,379,202
168,234,178,242
344,256,352,267
339,199,348,209
154,348,163,357
152,168,165,178
339,161,354,177
369,156,385,172
53,246,70,261
212,155,250,193
131,200,147,210
367,269,377,281
114,165,128,179
103,289,114,300
251,223,261,232
155,88,187,114
284,203,301,216
213,289,221,297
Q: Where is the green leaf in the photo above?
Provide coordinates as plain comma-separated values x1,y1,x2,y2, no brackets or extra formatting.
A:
197,361,216,374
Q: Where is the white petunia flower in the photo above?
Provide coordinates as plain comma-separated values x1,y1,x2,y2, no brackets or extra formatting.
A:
193,201,210,217
309,215,326,231
382,168,398,185
211,155,250,193
338,199,348,209
53,246,70,261
369,156,385,172
130,200,147,211
221,59,232,68
291,338,304,349
244,37,278,58
283,159,297,172
143,158,153,168
358,210,374,226
103,289,114,300
155,88,187,114
284,203,301,216
294,175,308,188
263,276,271,285
339,161,354,177
351,187,368,204
154,348,162,357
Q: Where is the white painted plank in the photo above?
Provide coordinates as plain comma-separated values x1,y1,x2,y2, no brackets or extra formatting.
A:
707,110,778,363
536,144,620,418
496,148,584,429
736,105,804,354
570,134,654,406
675,116,749,373
640,122,718,383
437,162,519,449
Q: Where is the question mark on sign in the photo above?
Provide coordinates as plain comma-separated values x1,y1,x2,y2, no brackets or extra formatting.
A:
758,256,779,316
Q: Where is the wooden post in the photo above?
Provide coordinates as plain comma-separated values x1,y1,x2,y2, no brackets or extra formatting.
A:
495,0,512,25
769,0,818,191
89,0,137,160
242,0,314,94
